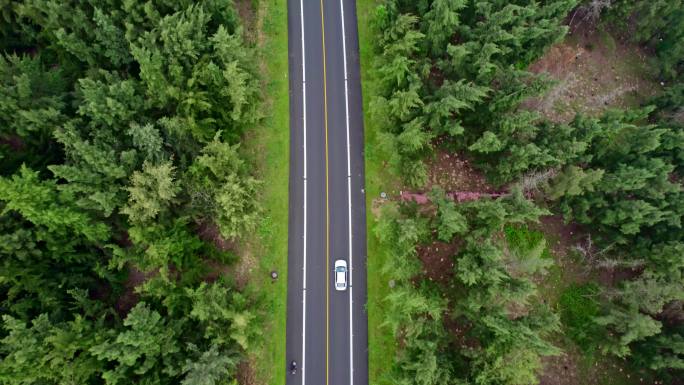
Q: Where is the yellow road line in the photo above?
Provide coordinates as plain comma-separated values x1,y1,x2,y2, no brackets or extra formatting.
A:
320,0,330,384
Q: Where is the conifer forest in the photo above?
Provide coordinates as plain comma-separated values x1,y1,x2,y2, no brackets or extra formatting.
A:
0,1,266,383
1,0,684,384
366,0,684,384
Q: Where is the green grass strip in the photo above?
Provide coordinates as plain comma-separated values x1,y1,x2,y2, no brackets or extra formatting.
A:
247,0,289,384
357,1,399,384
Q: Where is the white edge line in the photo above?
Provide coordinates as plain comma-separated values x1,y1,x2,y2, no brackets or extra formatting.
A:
300,0,307,384
339,0,354,385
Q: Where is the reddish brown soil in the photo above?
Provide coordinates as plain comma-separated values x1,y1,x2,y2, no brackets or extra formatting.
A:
116,266,158,315
541,347,654,385
416,239,460,286
535,216,642,287
536,216,584,259
534,215,595,292
0,135,24,151
203,259,232,283
539,351,581,385
197,221,236,252
524,25,659,123
235,0,257,44
237,359,256,385
444,314,479,350
426,151,496,193
597,266,644,288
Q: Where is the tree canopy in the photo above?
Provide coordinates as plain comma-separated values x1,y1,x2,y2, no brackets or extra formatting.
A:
0,1,263,384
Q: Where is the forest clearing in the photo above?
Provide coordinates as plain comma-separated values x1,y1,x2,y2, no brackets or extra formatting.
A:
361,1,684,385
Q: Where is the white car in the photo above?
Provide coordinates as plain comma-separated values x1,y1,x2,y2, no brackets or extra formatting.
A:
334,259,348,291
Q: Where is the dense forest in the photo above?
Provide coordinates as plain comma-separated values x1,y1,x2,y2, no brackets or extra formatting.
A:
0,1,264,383
370,0,683,384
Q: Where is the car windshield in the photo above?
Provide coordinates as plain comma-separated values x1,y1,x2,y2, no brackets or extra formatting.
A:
336,266,345,272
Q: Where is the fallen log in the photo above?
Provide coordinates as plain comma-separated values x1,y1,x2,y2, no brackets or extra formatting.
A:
399,190,508,204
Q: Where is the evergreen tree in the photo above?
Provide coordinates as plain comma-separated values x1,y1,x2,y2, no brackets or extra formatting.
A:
185,133,261,239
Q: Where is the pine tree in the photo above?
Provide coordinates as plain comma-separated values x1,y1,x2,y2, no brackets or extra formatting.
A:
0,165,110,242
89,302,184,384
185,133,261,239
121,161,181,224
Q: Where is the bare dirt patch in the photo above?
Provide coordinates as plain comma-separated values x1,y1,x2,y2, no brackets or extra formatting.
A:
540,345,650,385
197,221,236,252
202,259,232,281
534,216,642,288
540,346,584,385
536,216,584,262
235,0,257,44
237,359,257,385
426,151,497,193
196,221,255,288
444,314,479,350
416,239,459,286
524,26,660,123
530,215,594,305
597,266,643,288
233,240,258,289
371,197,387,217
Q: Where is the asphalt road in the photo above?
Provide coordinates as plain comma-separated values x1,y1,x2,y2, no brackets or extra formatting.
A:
285,0,368,385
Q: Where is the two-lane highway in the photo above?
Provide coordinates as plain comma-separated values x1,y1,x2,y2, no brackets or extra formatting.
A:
285,0,368,384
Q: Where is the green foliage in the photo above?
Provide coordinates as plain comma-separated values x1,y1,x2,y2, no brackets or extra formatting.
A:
0,313,105,384
557,110,684,246
180,345,237,385
185,280,260,350
129,5,259,144
112,217,206,273
371,0,579,187
503,224,554,277
90,302,184,383
586,242,684,365
370,0,684,379
595,307,663,358
121,161,181,223
559,284,602,351
377,189,560,385
537,109,684,376
48,122,136,218
430,188,468,242
470,305,561,385
185,133,261,239
546,166,604,200
0,1,262,383
0,54,66,174
608,0,684,80
504,225,552,261
0,165,110,242
0,212,111,320
0,276,257,385
375,203,452,385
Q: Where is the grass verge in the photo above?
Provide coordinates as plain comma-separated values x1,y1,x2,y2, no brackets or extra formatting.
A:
356,1,399,384
243,0,289,384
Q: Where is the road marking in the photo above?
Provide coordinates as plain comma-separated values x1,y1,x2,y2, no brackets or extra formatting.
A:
300,0,307,383
319,1,330,384
337,0,354,384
